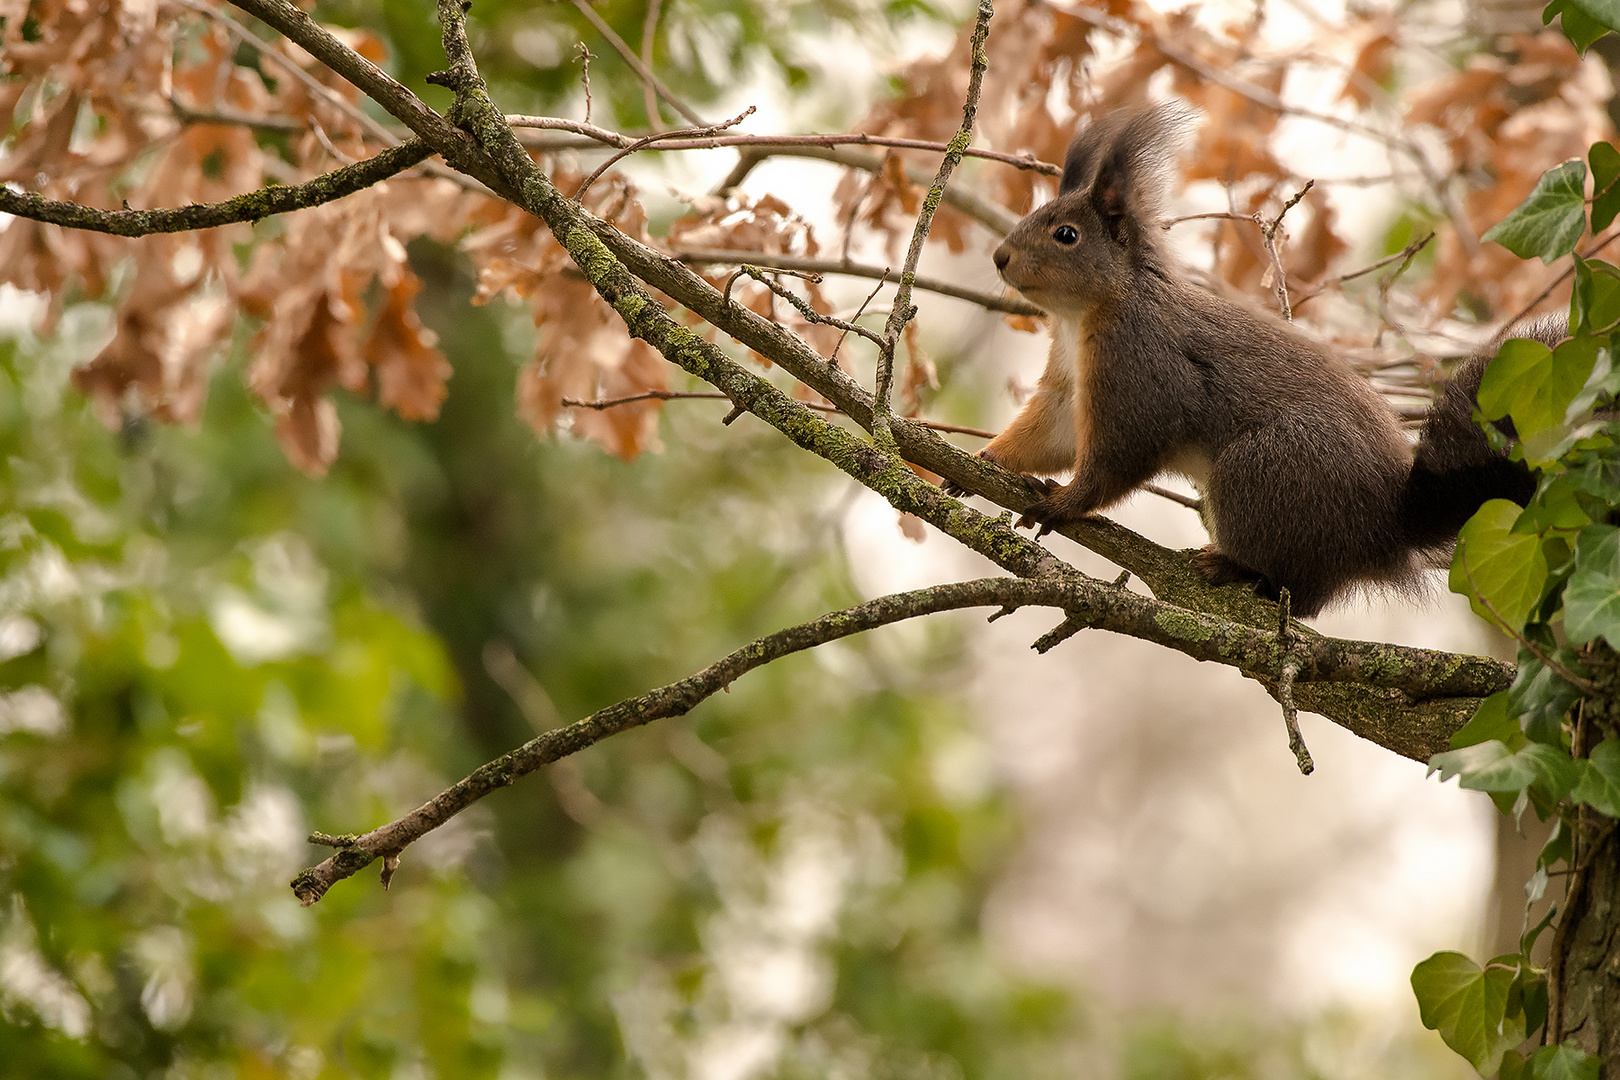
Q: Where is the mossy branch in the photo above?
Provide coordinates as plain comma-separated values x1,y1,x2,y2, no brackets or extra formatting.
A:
0,140,433,236
290,574,1510,903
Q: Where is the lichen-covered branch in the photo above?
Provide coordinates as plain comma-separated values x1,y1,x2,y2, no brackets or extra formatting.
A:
0,140,432,236
290,574,1511,904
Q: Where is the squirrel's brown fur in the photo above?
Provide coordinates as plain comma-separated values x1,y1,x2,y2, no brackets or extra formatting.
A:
981,105,1538,616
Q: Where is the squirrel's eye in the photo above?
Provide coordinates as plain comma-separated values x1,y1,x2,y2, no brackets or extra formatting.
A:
1052,224,1079,245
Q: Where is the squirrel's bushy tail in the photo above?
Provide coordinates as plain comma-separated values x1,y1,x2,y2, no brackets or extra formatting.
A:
1399,317,1560,549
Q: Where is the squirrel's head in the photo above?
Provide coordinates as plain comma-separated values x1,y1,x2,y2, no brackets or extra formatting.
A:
993,104,1190,317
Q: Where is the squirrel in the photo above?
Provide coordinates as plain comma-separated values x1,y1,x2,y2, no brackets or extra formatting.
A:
970,104,1542,617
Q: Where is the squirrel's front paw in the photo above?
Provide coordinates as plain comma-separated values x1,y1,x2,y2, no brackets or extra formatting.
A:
1014,483,1087,537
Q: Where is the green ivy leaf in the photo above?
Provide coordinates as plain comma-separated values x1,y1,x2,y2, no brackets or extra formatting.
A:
1570,0,1620,31
1482,161,1588,263
1572,738,1620,815
1479,338,1553,422
1569,259,1620,335
1546,0,1614,52
1565,339,1619,426
1501,1048,1530,1080
1563,524,1620,648
1529,1042,1601,1080
1519,474,1594,533
1509,656,1584,745
1477,336,1601,459
1459,742,1580,804
1451,500,1550,631
1520,976,1550,1046
1564,450,1620,502
1430,739,1511,782
1410,952,1526,1075
1539,817,1574,870
1450,692,1523,750
1591,143,1620,233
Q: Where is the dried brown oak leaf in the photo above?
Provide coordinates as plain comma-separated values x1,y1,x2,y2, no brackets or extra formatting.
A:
467,173,669,461
242,187,451,474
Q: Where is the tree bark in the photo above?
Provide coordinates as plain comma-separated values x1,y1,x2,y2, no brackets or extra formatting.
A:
1552,821,1620,1067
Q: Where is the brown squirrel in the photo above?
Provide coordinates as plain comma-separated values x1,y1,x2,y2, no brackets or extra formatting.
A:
973,105,1541,617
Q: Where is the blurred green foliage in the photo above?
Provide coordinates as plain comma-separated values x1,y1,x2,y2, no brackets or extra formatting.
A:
0,171,1082,1080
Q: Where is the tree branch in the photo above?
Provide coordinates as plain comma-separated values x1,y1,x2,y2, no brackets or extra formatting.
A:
1292,231,1434,309
0,140,432,236
674,247,1042,317
505,116,1061,175
562,389,994,437
289,574,1511,904
574,106,756,201
875,0,993,447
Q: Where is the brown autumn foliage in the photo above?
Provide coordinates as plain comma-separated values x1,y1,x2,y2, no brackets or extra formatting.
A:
1,0,1612,473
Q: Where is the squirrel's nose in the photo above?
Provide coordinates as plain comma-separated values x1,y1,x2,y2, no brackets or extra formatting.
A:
993,244,1010,272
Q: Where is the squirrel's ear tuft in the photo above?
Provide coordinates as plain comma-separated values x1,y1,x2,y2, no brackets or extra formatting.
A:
1059,110,1126,194
1064,103,1193,226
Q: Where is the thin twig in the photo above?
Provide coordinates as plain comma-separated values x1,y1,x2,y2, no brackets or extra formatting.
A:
834,278,888,368
1143,484,1201,511
1162,210,1256,228
0,140,434,236
307,115,355,164
675,247,1041,317
574,106,756,201
875,0,994,449
1273,588,1315,775
505,117,1062,174
568,0,705,126
733,265,887,350
639,0,664,130
576,43,595,122
1261,180,1313,321
166,96,305,132
1293,231,1434,309
714,143,1021,235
